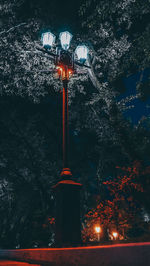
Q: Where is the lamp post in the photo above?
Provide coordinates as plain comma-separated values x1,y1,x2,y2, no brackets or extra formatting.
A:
95,226,101,242
40,31,89,246
112,231,118,240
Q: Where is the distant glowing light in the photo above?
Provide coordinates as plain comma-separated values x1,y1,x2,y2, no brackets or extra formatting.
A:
95,226,101,233
41,32,55,49
75,45,89,63
59,31,73,50
112,232,118,240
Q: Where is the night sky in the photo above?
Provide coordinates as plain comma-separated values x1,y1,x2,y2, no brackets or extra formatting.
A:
120,69,150,124
18,0,84,33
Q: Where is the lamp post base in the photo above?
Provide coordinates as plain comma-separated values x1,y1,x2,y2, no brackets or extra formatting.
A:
53,173,82,247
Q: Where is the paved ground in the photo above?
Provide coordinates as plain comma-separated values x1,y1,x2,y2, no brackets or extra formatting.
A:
0,261,40,266
0,242,150,266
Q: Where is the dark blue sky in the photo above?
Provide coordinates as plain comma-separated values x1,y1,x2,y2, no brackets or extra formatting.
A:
118,69,150,124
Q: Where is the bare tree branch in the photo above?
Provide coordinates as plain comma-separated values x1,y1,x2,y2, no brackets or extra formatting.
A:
0,22,27,36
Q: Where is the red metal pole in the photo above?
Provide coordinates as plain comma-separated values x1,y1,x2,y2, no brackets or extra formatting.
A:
62,78,68,169
61,67,72,178
53,66,82,247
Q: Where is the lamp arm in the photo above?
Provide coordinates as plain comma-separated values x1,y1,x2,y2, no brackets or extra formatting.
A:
74,60,91,69
23,51,54,61
36,46,57,58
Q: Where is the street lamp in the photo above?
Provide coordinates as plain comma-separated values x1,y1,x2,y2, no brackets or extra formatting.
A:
59,31,73,50
39,30,90,246
41,32,55,49
95,226,101,242
112,231,118,240
75,45,89,64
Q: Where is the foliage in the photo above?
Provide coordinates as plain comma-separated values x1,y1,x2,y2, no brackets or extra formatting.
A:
82,161,149,242
80,0,150,107
0,96,61,247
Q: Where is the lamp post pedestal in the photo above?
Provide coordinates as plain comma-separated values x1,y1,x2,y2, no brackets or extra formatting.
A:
53,174,82,247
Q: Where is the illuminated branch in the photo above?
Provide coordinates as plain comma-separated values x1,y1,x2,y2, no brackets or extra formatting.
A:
87,54,115,108
0,22,27,36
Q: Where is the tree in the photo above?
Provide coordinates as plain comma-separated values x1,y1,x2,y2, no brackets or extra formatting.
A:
0,96,61,247
83,161,150,242
78,0,150,201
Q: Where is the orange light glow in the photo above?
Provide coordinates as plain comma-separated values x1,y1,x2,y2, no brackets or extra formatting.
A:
56,66,73,80
95,226,101,233
56,66,63,70
69,70,73,75
56,66,63,75
112,232,118,239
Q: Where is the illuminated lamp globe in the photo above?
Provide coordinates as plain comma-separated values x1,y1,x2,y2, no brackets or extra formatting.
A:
41,32,55,49
112,232,118,240
95,226,101,233
75,45,89,64
59,31,73,50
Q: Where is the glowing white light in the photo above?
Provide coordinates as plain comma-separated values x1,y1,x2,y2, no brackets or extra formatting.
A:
112,232,118,239
75,45,89,63
41,32,55,48
59,31,73,50
95,226,101,233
